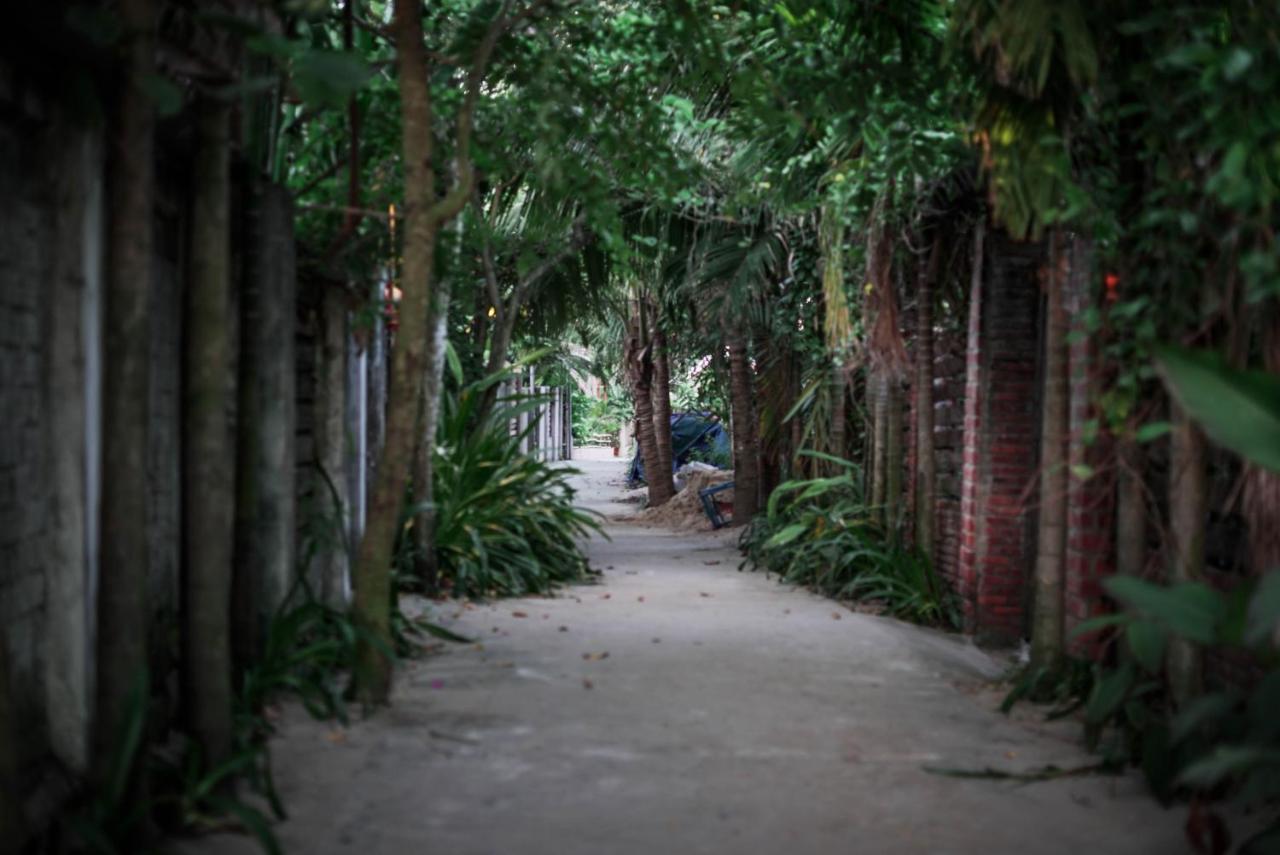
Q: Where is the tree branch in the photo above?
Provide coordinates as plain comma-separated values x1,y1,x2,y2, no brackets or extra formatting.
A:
426,0,556,226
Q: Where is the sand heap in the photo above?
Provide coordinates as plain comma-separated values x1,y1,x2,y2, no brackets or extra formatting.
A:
635,469,734,530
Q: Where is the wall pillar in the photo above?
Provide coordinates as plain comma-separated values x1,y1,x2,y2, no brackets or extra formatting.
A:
1063,236,1113,640
958,223,1045,644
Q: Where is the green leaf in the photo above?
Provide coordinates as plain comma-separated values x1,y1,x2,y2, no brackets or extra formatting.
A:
1134,421,1172,443
1154,346,1280,472
1103,576,1224,645
1085,662,1134,726
1247,671,1280,742
139,73,184,117
291,50,372,108
1245,571,1280,647
1068,613,1130,638
1125,620,1167,674
1170,692,1237,744
765,522,810,548
1177,745,1280,789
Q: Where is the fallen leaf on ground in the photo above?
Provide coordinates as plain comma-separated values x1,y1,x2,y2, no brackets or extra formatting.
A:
699,592,712,598
831,612,842,620
558,626,569,632
512,611,528,618
703,560,721,566
582,678,594,690
473,644,485,652
582,652,610,661
601,593,612,600
637,596,645,602
325,729,347,744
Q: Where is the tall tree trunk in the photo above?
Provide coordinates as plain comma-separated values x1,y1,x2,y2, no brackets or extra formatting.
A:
410,233,457,591
830,372,847,464
182,99,234,772
352,0,438,705
1116,439,1146,578
650,327,676,505
728,331,760,523
914,233,942,560
1243,309,1280,575
1167,401,1207,706
95,0,155,790
1030,233,1069,672
869,372,887,523
885,380,904,540
624,310,663,504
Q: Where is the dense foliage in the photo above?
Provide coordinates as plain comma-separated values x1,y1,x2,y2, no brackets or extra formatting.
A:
417,374,603,599
740,454,959,629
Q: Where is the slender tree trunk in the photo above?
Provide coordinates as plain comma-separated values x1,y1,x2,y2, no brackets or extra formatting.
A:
182,99,234,772
624,310,663,503
1243,310,1280,575
650,326,676,505
728,331,760,523
870,371,887,522
1030,233,1069,672
1116,440,1146,578
885,380,904,540
830,369,847,465
95,0,154,788
352,0,439,705
476,305,517,422
914,234,941,560
1167,400,1207,706
410,255,456,591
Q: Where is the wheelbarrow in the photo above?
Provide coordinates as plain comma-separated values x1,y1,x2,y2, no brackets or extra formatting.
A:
698,481,735,529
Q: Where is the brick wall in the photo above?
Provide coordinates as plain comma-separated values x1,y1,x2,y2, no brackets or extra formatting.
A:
931,327,968,593
957,225,1045,644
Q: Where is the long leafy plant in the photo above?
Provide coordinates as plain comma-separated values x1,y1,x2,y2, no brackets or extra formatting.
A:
740,451,959,629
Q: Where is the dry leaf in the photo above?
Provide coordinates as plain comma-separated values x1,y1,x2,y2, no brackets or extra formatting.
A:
324,729,347,744
703,560,721,566
699,592,712,598
831,612,842,620
582,652,610,661
601,593,612,600
582,678,594,690
512,611,528,618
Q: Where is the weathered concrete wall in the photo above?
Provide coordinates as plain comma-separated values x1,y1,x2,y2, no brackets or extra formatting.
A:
0,90,104,781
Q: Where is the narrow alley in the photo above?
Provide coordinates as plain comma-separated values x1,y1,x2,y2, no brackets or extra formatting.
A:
187,454,1181,855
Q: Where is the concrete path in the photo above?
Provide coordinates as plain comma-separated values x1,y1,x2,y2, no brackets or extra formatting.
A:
191,453,1186,854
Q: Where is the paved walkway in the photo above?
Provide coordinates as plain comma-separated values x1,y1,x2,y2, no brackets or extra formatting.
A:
191,455,1184,854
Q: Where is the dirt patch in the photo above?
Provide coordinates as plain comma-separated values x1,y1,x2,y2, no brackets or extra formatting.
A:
634,470,734,531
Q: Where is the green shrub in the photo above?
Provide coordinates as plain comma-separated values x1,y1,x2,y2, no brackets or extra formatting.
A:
426,375,604,599
739,452,959,629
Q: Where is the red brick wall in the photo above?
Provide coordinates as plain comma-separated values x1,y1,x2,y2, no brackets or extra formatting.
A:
931,328,968,594
958,225,1045,644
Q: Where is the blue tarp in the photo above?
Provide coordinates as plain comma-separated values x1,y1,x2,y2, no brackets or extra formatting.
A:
627,412,730,486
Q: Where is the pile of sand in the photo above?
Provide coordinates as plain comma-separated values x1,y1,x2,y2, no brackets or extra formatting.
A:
635,470,734,530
